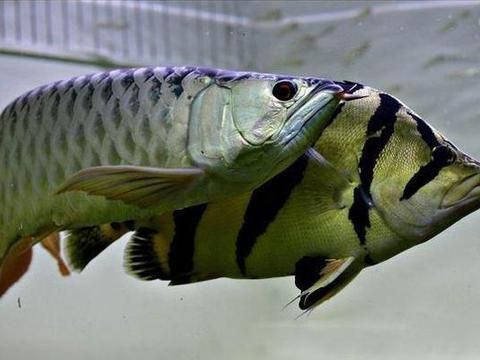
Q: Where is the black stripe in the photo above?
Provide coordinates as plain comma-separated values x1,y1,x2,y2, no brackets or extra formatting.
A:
400,112,453,200
408,111,439,149
294,256,327,291
348,93,401,245
401,144,455,200
168,203,208,284
348,187,372,245
401,162,443,200
235,156,309,275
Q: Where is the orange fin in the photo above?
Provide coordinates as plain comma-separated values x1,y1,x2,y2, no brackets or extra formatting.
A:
0,237,34,297
41,233,70,276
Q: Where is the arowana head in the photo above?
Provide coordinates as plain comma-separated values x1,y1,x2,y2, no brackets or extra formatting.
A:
187,69,345,184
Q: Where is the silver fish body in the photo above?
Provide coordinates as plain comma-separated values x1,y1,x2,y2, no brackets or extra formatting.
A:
0,66,343,259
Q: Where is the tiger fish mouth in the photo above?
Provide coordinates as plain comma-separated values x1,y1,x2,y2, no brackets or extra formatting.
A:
441,173,480,209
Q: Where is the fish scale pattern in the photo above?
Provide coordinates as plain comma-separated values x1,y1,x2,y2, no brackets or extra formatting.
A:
0,66,210,240
0,66,300,248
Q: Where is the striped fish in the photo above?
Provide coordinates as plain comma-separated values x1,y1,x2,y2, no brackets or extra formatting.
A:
109,82,477,311
0,67,353,295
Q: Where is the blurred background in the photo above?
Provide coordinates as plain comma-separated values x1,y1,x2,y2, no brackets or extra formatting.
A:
1,1,480,359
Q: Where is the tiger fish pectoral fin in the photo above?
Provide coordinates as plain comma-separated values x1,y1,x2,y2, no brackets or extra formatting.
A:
294,255,361,311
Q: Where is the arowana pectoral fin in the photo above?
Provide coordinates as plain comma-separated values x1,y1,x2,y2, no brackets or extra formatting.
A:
56,165,205,208
294,255,359,310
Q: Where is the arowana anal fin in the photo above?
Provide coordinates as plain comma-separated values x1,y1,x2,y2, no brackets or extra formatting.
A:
294,255,359,310
56,165,205,208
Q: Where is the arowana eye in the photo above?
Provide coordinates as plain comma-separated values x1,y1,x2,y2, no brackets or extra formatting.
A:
272,80,297,101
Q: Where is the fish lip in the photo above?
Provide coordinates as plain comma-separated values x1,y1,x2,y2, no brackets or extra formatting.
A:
441,173,480,209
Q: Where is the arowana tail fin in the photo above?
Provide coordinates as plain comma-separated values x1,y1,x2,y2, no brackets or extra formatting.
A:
0,232,72,297
0,237,33,297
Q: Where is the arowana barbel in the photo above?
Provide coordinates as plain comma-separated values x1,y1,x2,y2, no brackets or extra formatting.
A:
65,81,480,311
0,66,358,295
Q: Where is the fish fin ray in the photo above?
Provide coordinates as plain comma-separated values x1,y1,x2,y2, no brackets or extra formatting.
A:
124,227,170,281
294,255,360,310
66,223,129,271
56,165,204,208
124,226,212,284
41,232,70,276
0,237,33,297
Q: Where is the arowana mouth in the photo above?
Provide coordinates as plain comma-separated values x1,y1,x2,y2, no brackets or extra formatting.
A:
441,173,480,208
